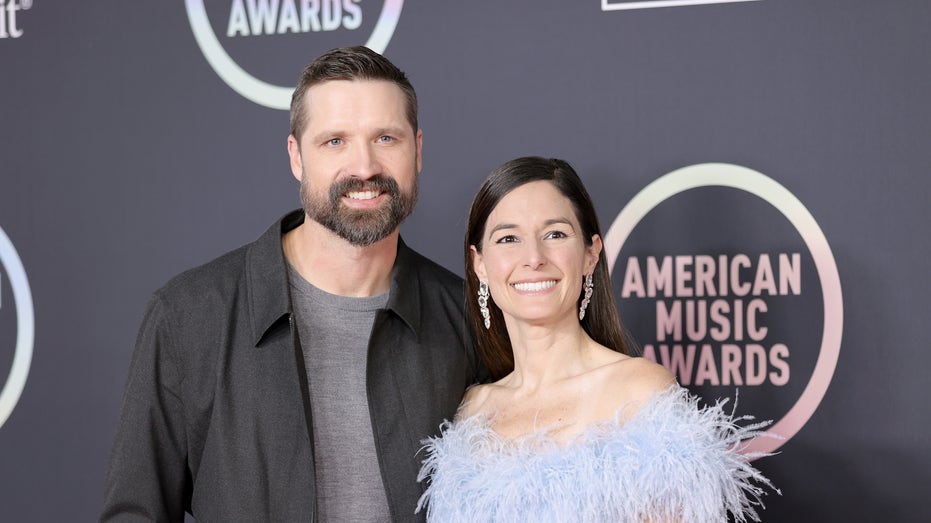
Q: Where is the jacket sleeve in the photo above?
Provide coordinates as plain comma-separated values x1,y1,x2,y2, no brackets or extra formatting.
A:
101,293,190,522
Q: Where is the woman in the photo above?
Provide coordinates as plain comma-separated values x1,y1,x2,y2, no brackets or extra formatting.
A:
417,157,775,522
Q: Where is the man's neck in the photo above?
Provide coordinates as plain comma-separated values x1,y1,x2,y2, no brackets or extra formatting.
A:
283,217,398,297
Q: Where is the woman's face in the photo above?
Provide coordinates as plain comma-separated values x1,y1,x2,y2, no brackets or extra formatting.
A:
472,181,601,327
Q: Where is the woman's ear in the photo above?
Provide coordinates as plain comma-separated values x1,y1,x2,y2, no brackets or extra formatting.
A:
471,245,487,280
586,234,603,274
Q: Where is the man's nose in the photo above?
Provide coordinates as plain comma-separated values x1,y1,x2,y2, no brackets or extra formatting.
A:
348,142,381,179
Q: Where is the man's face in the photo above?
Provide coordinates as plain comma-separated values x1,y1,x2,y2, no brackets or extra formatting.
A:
287,79,423,247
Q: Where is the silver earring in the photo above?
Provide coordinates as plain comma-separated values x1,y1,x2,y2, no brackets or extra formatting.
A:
579,273,594,321
478,280,491,329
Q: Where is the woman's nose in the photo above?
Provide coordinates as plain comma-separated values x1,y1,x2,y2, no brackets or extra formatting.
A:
523,239,545,270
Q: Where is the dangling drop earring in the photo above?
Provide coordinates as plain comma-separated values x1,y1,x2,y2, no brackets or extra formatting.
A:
478,280,491,329
579,273,594,321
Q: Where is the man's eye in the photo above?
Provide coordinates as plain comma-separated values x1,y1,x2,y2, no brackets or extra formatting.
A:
377,135,394,143
326,138,343,146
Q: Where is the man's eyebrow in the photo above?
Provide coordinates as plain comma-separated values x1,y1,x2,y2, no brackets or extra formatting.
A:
374,126,407,135
308,129,345,143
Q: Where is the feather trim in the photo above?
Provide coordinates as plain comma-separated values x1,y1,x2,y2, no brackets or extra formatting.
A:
417,386,778,523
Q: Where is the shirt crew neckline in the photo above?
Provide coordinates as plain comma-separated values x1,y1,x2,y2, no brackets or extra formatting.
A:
287,262,389,313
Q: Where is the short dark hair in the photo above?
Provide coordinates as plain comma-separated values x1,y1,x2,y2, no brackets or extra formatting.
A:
465,157,631,380
289,46,418,140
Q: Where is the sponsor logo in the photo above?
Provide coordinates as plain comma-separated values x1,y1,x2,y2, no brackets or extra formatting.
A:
0,226,34,429
601,0,762,11
605,163,843,454
0,0,32,39
185,0,405,109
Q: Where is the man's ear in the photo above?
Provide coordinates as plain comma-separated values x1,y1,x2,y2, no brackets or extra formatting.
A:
415,128,423,173
287,134,303,182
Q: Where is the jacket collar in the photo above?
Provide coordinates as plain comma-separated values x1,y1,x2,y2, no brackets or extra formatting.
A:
386,237,422,338
247,210,423,346
247,210,303,347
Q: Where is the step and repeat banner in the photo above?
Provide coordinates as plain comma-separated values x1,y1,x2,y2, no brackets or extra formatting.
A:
1,1,929,520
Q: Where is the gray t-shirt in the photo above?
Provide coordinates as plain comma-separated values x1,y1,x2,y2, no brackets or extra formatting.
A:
289,264,391,523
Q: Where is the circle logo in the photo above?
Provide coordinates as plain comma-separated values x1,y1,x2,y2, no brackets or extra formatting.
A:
0,225,34,429
185,0,405,109
604,163,843,455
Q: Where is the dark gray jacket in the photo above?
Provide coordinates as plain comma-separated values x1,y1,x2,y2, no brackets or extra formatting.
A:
102,211,482,522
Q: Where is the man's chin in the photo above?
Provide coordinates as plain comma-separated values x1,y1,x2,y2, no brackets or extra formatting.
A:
328,213,400,247
340,201,388,216
337,229,396,248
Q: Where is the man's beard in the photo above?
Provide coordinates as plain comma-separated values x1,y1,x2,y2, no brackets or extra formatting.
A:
301,172,418,247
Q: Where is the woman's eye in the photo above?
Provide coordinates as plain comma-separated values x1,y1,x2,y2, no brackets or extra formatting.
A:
495,235,519,244
545,230,568,240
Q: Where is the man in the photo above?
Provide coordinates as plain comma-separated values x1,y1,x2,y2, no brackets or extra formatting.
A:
102,46,484,522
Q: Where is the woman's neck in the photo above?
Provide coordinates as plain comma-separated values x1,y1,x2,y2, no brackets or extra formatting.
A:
502,317,597,393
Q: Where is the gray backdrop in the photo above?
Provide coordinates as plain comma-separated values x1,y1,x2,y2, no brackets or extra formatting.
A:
1,0,929,521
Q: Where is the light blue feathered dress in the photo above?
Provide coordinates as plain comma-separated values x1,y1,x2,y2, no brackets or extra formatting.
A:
417,387,776,523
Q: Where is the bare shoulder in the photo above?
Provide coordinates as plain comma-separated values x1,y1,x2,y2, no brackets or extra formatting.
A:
593,357,678,421
455,382,493,420
618,357,677,397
